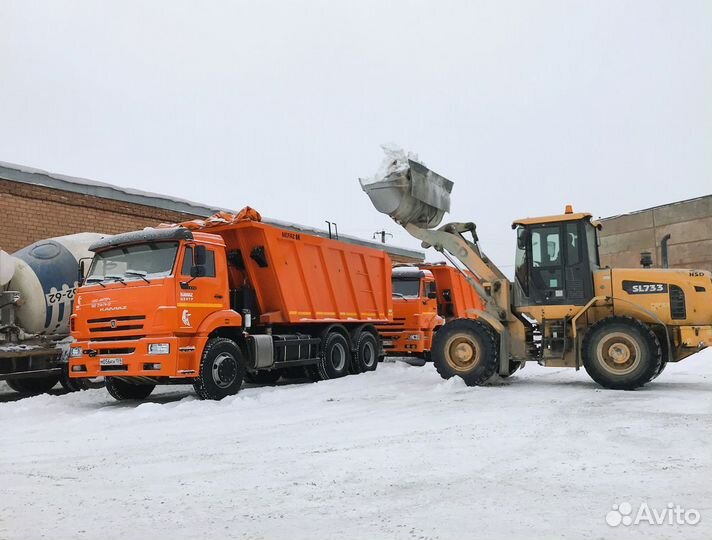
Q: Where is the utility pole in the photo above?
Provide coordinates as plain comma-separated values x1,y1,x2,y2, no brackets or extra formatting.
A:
373,230,393,244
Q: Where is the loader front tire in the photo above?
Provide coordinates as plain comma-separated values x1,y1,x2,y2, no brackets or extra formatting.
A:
105,377,155,400
432,319,498,386
193,337,245,400
582,317,661,390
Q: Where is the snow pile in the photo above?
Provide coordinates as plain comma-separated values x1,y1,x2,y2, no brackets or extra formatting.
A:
1,353,711,540
360,144,421,187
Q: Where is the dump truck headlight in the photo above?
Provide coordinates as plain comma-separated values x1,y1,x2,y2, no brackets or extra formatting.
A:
148,343,170,355
408,334,421,341
70,347,83,358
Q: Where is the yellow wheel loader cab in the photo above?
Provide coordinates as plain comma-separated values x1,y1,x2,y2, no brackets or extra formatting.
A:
361,151,712,390
512,208,712,389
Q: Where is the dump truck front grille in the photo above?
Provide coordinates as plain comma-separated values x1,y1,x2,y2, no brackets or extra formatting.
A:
90,335,145,342
669,285,686,320
377,318,406,330
96,348,135,355
87,315,146,324
87,315,146,341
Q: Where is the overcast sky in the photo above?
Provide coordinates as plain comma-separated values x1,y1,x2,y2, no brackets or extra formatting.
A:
2,1,710,268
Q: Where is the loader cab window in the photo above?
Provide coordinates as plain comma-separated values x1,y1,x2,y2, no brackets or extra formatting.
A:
586,222,600,269
530,226,565,303
516,219,595,307
182,247,216,278
515,228,529,295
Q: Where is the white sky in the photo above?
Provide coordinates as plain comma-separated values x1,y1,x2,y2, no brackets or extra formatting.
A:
1,1,710,269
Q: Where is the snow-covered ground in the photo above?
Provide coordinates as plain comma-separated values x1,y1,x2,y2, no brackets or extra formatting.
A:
1,352,711,540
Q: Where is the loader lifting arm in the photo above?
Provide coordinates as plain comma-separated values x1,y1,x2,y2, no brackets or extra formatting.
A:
360,155,530,370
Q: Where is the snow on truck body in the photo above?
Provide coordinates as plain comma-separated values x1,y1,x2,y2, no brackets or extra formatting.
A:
69,211,392,401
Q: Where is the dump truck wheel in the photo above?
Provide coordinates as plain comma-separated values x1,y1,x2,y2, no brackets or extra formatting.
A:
6,375,59,395
432,319,498,386
193,337,245,400
317,331,351,380
582,317,661,390
104,377,155,400
352,330,379,373
244,370,281,385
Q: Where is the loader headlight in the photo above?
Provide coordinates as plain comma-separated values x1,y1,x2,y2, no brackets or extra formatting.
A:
148,343,170,355
70,347,83,358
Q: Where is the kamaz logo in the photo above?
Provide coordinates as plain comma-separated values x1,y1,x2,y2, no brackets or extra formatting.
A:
110,320,117,329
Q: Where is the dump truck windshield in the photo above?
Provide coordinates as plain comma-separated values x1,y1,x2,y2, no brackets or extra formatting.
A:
393,278,421,298
88,242,179,282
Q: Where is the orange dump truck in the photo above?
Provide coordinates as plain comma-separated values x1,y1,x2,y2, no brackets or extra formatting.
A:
68,210,392,400
378,263,483,358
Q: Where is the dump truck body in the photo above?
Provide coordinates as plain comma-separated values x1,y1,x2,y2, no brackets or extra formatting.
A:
378,263,484,357
69,213,391,400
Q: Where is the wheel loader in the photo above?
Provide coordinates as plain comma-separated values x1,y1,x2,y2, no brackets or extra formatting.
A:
360,153,712,389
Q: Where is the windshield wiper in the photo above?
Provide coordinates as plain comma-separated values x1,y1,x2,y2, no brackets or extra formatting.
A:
392,292,405,298
85,276,106,288
105,274,128,286
125,270,151,284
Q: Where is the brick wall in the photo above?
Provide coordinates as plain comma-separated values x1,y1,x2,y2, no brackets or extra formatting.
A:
599,195,712,273
0,180,202,253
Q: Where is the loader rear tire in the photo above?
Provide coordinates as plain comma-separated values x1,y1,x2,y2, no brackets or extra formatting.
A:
193,337,245,400
432,319,498,386
105,377,155,400
6,375,59,395
582,317,661,390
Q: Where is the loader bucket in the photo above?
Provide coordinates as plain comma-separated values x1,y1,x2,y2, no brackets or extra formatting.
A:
360,159,453,229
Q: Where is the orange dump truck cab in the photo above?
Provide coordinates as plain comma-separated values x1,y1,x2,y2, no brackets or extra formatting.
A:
378,263,484,358
69,214,392,400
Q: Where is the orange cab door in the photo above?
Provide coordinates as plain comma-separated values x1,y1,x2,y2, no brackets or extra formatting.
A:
422,279,438,318
176,245,228,333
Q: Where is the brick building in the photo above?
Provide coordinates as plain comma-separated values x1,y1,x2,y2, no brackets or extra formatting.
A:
0,161,423,263
599,195,712,273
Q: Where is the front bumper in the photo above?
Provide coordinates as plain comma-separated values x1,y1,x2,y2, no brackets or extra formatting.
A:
69,337,196,378
378,329,427,354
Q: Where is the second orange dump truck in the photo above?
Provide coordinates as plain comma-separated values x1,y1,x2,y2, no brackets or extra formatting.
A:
378,263,484,359
69,210,392,400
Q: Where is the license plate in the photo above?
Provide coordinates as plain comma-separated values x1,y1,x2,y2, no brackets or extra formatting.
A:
100,357,123,366
382,340,393,347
